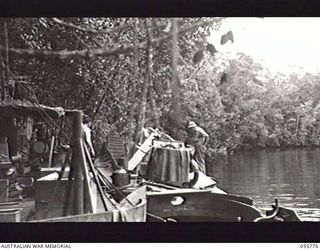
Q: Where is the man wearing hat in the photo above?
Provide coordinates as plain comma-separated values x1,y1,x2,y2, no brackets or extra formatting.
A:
186,121,209,173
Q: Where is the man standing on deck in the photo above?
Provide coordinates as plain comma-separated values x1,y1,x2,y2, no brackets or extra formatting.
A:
82,115,95,157
186,121,209,174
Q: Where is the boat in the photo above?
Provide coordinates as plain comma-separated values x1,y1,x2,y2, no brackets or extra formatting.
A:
144,175,301,222
0,100,146,222
0,100,301,222
114,128,301,222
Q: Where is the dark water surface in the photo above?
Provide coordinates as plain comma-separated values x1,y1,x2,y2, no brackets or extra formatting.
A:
209,148,320,221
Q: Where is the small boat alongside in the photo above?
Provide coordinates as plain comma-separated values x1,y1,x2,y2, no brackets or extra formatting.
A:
144,174,301,222
100,128,302,222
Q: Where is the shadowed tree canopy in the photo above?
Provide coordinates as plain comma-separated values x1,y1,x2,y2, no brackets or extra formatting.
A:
1,17,318,159
0,17,222,147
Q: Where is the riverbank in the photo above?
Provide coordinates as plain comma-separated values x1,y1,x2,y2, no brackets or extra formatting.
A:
227,143,320,155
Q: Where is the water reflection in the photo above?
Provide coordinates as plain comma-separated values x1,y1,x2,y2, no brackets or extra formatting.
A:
209,148,320,221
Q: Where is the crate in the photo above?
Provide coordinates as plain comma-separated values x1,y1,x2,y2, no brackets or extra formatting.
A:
0,179,9,203
0,208,21,222
35,178,71,220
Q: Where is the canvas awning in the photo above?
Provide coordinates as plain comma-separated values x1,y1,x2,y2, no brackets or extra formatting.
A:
0,100,65,119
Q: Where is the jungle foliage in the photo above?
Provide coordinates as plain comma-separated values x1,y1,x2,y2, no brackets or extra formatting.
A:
0,18,319,160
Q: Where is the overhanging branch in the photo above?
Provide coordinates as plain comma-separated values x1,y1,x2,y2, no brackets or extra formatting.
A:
0,19,215,60
52,18,132,34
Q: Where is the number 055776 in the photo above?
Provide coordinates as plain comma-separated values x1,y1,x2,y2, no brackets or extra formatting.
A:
300,244,319,248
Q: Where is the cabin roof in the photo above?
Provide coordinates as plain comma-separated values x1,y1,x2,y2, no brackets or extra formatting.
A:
0,99,65,119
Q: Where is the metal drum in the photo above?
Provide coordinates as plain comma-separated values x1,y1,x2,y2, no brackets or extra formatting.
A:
111,169,130,187
147,145,194,185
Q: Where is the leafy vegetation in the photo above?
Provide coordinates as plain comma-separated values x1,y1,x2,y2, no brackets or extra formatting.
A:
1,17,320,162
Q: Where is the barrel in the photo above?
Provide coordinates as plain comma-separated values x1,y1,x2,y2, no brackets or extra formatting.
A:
111,169,130,187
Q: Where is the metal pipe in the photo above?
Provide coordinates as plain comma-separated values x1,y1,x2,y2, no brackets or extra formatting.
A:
141,180,178,190
48,136,55,168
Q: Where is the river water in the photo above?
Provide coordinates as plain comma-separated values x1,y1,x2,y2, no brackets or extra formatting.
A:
209,148,320,221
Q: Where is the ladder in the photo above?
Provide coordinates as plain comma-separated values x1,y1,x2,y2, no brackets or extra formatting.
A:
107,133,125,163
128,130,160,171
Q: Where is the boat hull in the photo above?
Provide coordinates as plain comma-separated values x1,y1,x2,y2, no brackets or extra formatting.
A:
147,189,262,222
33,198,146,222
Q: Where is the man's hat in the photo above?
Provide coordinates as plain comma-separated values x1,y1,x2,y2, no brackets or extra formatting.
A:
83,114,92,124
188,121,197,128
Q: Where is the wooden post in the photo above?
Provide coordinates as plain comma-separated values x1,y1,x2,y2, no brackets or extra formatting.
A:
72,110,84,215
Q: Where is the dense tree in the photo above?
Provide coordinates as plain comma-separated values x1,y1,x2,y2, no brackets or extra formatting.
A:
1,17,320,162
0,17,222,148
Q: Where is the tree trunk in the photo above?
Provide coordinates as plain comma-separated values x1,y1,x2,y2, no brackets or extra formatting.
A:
4,22,9,86
171,18,179,108
295,114,300,137
133,19,153,147
0,22,9,100
314,124,320,144
127,19,139,156
0,48,5,100
167,18,185,138
150,93,160,128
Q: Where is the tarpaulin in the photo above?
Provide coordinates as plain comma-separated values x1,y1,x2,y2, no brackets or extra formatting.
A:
147,146,193,184
0,100,65,119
